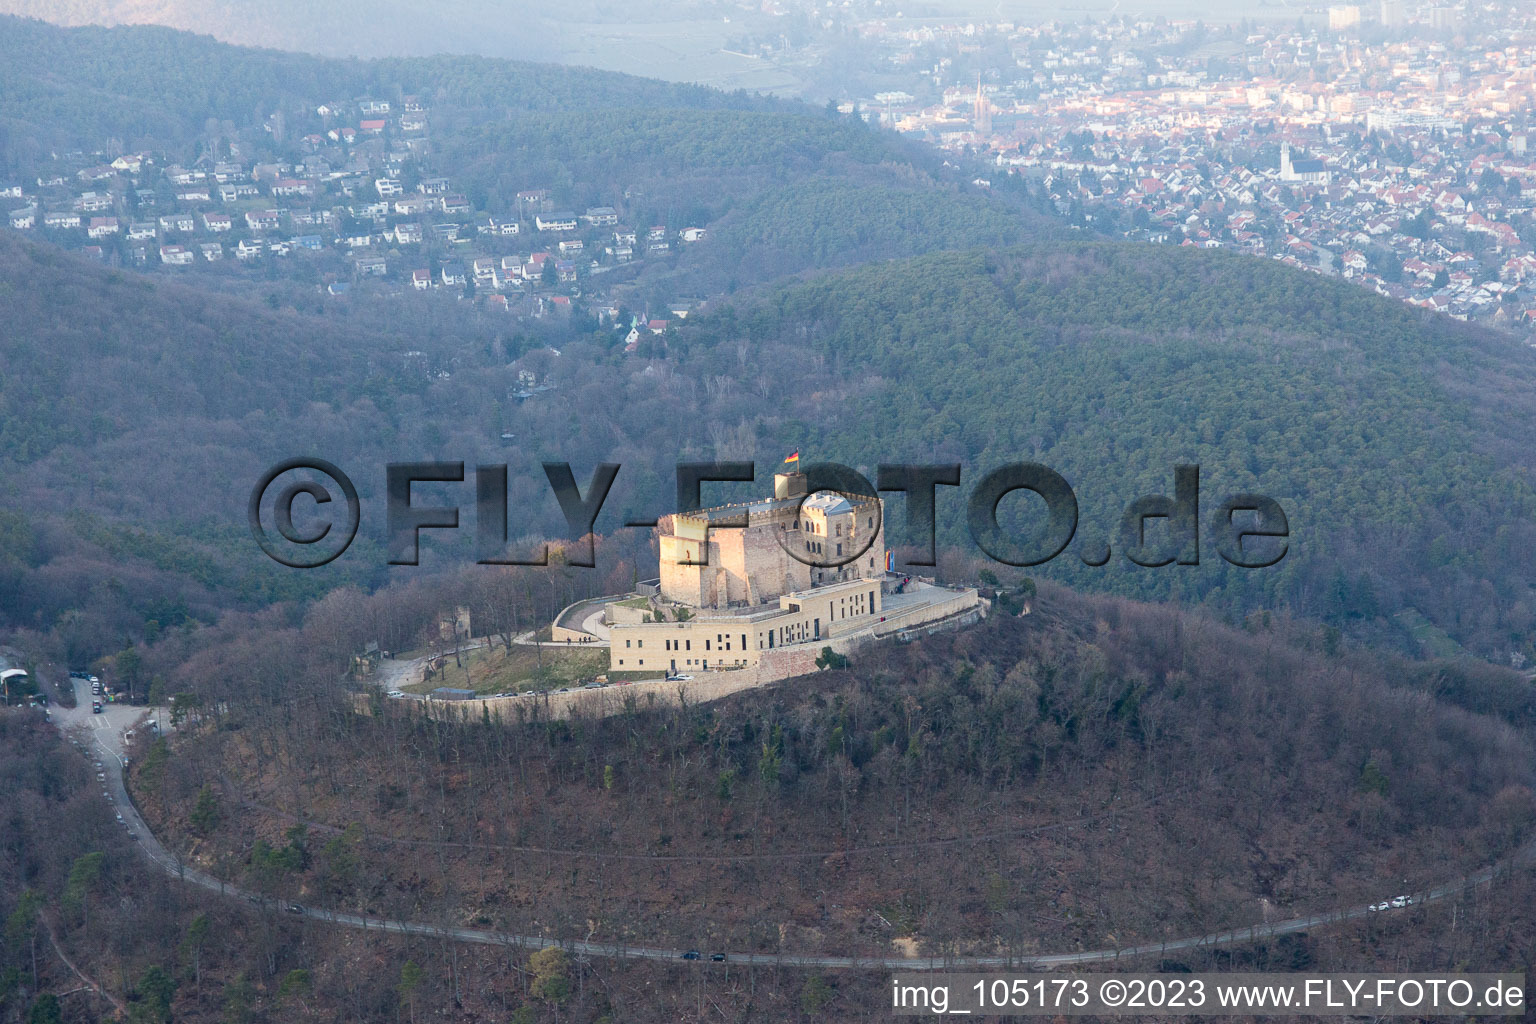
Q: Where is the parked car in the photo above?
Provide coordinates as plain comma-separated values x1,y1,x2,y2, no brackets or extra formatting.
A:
680,950,701,960
710,953,726,962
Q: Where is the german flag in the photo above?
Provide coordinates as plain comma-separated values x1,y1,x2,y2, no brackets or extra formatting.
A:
784,451,800,464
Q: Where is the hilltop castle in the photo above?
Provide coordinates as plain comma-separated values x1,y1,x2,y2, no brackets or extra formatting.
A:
602,470,983,681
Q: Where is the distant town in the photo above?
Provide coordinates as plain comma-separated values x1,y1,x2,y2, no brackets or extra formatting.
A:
840,0,1536,336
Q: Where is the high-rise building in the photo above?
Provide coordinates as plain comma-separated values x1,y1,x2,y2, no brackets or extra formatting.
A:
1328,5,1362,31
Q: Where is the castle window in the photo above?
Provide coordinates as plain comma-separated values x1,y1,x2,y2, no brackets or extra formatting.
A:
625,639,631,648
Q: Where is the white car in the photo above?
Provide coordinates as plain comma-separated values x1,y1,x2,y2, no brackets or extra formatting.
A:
1390,895,1414,908
1368,900,1391,912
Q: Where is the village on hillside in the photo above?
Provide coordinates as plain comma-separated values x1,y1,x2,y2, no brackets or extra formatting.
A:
0,93,705,342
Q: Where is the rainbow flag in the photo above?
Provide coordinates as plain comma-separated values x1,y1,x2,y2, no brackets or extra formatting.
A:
784,451,799,464
885,550,895,572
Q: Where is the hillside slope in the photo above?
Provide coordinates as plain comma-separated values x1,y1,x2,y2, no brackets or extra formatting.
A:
137,580,1536,965
671,244,1536,656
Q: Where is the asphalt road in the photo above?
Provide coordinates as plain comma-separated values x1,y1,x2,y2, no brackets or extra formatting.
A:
48,678,1527,970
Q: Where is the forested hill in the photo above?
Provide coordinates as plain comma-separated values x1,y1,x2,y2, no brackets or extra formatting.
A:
0,16,1057,288
671,244,1536,659
0,14,764,161
6,233,1536,661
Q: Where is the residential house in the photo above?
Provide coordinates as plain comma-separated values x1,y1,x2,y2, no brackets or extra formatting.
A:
43,211,81,229
9,207,36,229
202,212,233,233
411,269,431,289
158,245,194,265
472,257,500,287
126,222,157,241
582,206,619,226
86,216,119,238
271,179,315,199
535,212,578,232
199,242,224,261
355,256,388,276
245,210,281,232
158,213,196,233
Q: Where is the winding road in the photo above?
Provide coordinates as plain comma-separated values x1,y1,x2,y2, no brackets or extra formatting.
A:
51,676,1525,971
